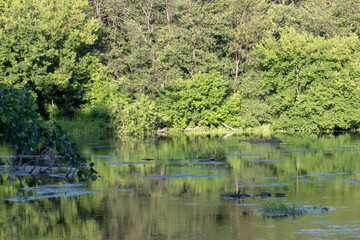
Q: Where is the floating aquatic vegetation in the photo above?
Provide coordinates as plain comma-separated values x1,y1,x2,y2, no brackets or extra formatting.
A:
220,191,286,199
220,190,251,199
305,205,330,213
260,200,306,217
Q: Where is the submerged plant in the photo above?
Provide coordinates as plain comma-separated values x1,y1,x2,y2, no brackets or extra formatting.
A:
187,145,227,161
261,200,306,216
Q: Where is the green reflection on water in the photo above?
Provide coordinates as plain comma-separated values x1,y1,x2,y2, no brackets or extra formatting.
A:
1,133,360,239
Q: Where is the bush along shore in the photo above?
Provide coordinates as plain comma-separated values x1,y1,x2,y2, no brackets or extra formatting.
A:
0,85,98,180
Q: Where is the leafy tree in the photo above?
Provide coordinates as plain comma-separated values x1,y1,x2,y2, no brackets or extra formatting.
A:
217,0,272,86
0,85,98,179
0,0,99,117
269,0,360,38
334,0,360,37
253,28,360,130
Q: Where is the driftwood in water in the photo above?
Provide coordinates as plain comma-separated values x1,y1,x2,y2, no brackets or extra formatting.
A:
7,148,79,178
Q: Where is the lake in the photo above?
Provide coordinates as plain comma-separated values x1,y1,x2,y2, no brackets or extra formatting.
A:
1,132,360,239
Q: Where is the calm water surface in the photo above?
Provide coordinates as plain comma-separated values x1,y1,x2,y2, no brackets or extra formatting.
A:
1,133,360,239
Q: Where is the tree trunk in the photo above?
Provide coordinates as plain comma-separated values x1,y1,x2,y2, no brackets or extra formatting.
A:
234,52,240,83
165,4,171,33
296,65,300,101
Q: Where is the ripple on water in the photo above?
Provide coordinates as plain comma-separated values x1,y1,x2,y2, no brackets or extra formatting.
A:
175,170,220,173
227,153,263,157
143,174,220,179
299,172,356,177
263,177,278,179
237,178,256,181
180,161,225,165
105,161,156,165
237,203,257,206
343,180,360,183
92,155,122,158
250,183,290,187
247,159,284,162
271,149,317,153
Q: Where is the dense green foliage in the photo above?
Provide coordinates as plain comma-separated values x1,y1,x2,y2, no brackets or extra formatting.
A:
1,0,360,133
0,0,99,117
0,85,98,179
159,72,229,129
253,28,360,130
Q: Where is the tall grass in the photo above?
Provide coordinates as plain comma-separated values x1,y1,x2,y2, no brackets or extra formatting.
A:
187,145,227,161
45,111,111,135
55,119,110,135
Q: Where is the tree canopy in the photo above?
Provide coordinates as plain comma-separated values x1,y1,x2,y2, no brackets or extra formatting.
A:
1,0,360,132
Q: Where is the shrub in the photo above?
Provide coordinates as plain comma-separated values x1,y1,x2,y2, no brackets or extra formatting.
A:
160,72,228,130
112,95,160,135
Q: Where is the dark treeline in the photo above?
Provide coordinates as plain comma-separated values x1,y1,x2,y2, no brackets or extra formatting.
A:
1,0,360,134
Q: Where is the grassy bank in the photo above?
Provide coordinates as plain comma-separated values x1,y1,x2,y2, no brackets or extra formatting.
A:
46,118,111,135
47,118,360,137
166,124,273,135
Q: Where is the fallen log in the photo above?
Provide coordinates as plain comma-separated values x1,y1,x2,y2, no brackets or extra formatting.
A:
221,122,237,131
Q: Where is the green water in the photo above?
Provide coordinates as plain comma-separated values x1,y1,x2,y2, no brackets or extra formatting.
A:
1,133,360,239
